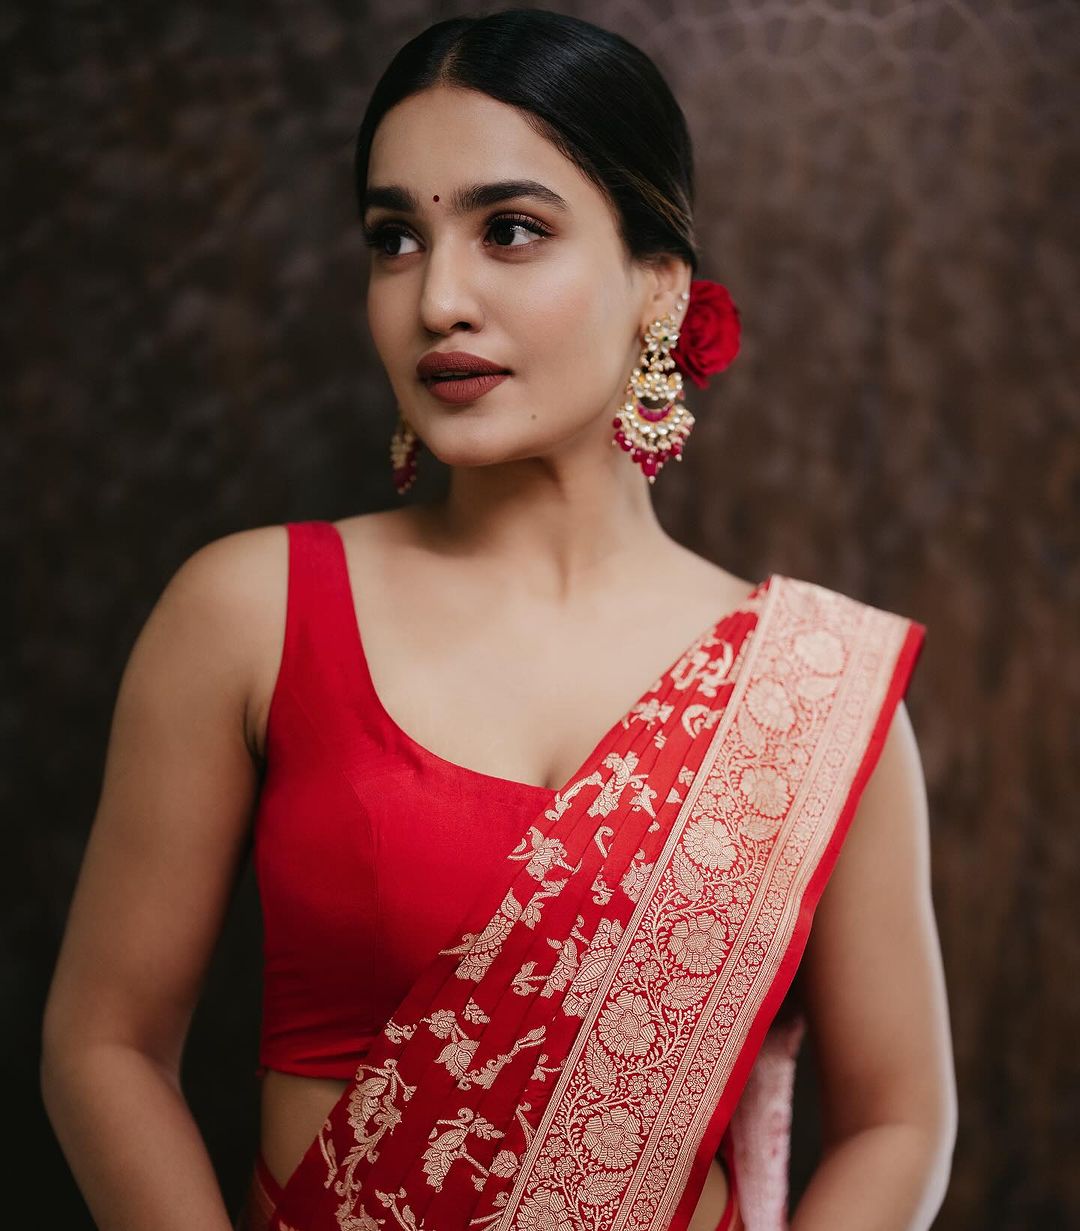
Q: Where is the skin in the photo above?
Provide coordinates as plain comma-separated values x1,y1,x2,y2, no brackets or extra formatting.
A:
41,84,957,1231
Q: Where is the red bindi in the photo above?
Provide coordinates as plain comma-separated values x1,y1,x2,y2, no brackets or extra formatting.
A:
433,194,439,202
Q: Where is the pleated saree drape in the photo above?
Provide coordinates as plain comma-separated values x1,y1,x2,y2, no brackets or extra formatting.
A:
257,573,924,1231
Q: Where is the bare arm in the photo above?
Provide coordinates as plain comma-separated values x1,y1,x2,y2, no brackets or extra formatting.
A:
41,527,285,1231
792,701,958,1230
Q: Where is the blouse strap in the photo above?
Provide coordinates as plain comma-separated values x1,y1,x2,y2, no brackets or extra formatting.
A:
277,519,363,688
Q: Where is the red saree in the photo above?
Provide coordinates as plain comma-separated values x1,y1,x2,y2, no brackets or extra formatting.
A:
257,573,925,1231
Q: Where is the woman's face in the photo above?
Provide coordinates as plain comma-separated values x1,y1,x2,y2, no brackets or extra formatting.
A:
362,84,687,470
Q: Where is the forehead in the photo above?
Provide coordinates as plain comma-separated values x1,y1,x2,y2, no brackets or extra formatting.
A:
367,85,592,209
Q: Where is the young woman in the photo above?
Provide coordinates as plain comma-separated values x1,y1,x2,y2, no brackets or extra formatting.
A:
41,10,957,1231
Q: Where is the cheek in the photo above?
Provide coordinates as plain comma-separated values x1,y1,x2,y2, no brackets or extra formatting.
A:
509,263,629,391
366,284,402,358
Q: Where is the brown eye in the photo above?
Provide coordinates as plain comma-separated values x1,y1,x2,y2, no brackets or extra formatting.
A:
362,212,552,259
362,224,420,257
486,215,550,248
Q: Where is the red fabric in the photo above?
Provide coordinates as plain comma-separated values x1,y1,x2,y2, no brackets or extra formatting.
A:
241,1146,741,1231
261,566,923,1231
251,538,924,1230
265,569,776,1230
253,520,556,1080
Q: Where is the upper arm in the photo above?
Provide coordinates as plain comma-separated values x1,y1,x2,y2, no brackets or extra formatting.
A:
798,700,958,1148
42,525,287,1074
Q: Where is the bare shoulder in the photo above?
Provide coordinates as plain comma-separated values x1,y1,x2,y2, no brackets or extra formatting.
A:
668,540,761,609
167,521,288,613
331,505,432,555
164,522,293,763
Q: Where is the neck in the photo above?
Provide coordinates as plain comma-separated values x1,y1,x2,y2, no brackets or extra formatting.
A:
415,445,672,603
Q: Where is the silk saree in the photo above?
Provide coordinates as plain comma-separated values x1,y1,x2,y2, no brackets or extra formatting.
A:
245,572,925,1231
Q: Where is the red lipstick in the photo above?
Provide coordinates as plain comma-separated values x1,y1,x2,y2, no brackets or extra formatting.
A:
416,350,512,404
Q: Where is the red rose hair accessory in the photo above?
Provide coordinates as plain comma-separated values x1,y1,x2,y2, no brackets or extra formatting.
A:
613,279,741,484
670,278,742,390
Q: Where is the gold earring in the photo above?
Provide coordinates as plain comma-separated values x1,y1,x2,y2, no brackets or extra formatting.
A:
390,408,419,495
613,290,693,483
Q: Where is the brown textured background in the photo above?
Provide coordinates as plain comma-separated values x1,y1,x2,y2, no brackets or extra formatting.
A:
7,1,1078,1227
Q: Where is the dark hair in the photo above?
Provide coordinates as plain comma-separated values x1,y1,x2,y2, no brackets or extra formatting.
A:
353,7,699,275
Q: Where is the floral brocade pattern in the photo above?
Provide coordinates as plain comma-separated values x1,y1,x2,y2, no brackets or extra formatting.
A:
268,577,918,1231
499,581,913,1231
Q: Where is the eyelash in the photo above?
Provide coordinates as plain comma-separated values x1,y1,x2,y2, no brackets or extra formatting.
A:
362,212,553,257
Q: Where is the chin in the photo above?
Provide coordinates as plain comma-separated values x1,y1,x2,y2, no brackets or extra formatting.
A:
424,425,555,471
414,421,513,464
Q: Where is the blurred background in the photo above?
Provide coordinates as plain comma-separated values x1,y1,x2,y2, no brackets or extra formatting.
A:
6,1,1078,1226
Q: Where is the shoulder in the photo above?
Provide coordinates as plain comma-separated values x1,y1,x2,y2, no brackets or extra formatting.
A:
769,570,925,626
765,573,927,764
762,572,930,941
766,574,928,676
666,542,761,612
166,522,289,608
153,523,293,763
203,513,395,759
753,570,927,788
331,505,435,559
156,524,292,681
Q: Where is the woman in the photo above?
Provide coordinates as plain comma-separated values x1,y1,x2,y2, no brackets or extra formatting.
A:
41,9,957,1231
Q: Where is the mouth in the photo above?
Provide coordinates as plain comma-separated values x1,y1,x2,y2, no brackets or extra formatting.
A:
420,369,512,404
421,370,511,383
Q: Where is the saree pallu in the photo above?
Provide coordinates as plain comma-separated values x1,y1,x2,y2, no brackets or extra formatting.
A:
254,574,924,1231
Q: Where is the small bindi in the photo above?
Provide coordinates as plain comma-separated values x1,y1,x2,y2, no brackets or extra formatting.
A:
432,194,439,202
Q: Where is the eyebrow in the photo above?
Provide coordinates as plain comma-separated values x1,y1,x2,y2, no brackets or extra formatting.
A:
360,178,570,222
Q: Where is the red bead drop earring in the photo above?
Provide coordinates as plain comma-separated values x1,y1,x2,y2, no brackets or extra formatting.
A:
390,408,420,495
612,290,693,484
613,279,743,483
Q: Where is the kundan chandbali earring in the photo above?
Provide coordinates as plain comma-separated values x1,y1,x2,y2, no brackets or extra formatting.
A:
390,407,420,495
614,278,742,483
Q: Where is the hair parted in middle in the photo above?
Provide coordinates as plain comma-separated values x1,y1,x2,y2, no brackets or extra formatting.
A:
352,7,700,278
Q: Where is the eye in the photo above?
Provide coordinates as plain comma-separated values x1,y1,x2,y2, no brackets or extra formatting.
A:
362,212,552,258
363,224,421,258
485,213,551,248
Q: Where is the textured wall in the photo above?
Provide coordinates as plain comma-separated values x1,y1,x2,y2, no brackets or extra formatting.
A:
7,1,1078,1227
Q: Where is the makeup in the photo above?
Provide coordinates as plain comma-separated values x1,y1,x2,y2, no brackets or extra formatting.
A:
422,372,511,404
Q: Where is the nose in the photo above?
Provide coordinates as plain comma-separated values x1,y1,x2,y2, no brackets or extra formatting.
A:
417,235,484,336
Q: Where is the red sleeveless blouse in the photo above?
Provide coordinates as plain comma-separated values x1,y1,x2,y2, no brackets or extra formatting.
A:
253,519,790,1082
254,520,559,1079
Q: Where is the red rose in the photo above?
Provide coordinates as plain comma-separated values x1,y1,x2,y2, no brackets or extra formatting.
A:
671,279,742,390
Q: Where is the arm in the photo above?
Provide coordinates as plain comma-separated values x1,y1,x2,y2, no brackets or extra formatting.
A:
791,701,958,1231
41,526,285,1231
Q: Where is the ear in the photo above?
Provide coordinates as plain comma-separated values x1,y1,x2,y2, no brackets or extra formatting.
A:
639,256,692,335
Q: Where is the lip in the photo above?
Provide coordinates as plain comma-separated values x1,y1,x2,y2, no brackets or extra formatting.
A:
423,371,511,404
416,349,511,381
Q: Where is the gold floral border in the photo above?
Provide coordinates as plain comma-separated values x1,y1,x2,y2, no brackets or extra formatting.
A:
496,577,914,1230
